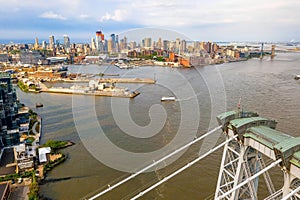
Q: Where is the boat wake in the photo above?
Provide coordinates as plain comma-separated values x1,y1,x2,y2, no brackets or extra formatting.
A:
176,92,201,102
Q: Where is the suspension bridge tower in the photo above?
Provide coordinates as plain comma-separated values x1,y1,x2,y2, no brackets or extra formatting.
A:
85,105,300,200
215,109,300,200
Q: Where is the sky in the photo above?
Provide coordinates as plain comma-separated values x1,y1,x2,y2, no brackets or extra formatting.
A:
0,0,299,43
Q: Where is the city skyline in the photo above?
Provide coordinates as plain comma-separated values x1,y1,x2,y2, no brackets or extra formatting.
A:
0,0,299,42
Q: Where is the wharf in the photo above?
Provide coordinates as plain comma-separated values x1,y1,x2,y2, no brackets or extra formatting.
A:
98,77,155,84
62,77,155,84
42,87,140,98
63,79,89,83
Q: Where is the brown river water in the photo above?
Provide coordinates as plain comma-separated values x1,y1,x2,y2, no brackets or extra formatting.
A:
17,52,300,199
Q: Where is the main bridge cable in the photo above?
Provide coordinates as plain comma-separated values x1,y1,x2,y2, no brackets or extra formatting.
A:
130,134,238,200
88,125,222,200
281,185,300,200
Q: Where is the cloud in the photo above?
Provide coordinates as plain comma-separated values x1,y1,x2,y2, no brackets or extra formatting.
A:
0,0,299,41
100,9,128,22
79,14,89,19
39,11,66,20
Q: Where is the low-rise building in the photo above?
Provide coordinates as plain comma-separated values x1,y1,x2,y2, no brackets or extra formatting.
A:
15,144,35,172
38,147,51,163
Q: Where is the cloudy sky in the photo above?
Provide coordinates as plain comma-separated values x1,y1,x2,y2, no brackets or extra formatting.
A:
0,0,299,42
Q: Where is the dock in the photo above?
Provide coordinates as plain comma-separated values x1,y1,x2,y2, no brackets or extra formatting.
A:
98,78,155,84
44,88,140,98
62,77,155,84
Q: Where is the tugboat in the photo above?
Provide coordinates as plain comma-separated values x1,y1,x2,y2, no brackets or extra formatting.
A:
36,103,43,108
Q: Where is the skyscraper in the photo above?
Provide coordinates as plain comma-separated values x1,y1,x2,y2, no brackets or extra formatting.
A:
110,34,116,48
175,38,180,52
144,38,152,48
49,35,55,50
123,36,127,50
119,36,127,51
163,40,169,51
34,37,39,50
157,37,162,50
107,39,113,53
115,35,119,43
91,38,96,50
63,35,70,49
115,35,119,52
129,41,136,50
180,40,186,53
0,73,20,147
42,41,47,50
96,31,105,52
169,40,175,52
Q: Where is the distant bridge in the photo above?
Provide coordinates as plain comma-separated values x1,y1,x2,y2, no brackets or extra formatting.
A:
85,109,300,200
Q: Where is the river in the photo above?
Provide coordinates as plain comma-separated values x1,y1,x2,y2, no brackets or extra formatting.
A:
16,52,300,199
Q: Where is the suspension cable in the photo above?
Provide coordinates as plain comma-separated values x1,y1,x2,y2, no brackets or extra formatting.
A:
130,134,237,200
88,125,222,200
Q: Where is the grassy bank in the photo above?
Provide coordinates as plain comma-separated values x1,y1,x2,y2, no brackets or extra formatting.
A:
0,170,34,182
42,140,73,150
17,81,29,92
28,173,39,200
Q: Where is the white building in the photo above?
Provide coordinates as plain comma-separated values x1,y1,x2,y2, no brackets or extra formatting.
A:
38,147,51,163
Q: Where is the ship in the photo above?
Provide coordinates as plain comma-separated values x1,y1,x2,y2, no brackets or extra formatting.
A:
46,80,140,98
57,65,68,72
36,103,43,108
51,64,68,72
161,96,176,101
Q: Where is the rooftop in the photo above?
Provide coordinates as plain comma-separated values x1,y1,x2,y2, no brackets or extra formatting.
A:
274,137,300,154
217,110,236,120
229,117,268,129
244,126,292,149
0,73,10,79
38,147,51,163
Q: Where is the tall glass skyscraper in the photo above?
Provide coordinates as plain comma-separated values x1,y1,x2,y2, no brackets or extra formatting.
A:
63,35,70,49
0,73,20,147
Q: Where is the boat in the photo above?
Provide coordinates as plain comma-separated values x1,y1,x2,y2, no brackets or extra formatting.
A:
36,103,43,108
161,96,176,101
294,75,300,80
57,65,68,72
